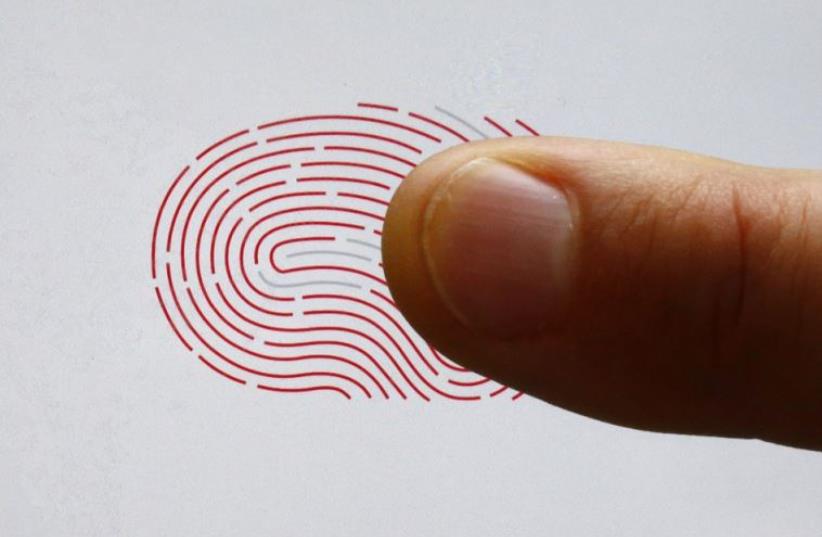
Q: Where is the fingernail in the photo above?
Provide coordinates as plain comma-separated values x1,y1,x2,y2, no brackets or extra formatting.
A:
422,158,574,338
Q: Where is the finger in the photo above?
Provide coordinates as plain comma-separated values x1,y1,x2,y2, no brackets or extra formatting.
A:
382,136,822,451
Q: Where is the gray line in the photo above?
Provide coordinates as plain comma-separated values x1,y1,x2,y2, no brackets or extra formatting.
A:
258,271,361,289
434,106,489,139
286,249,373,262
346,238,382,252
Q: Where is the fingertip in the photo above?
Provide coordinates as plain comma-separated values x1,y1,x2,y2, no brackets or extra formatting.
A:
382,137,575,383
383,137,580,346
384,136,822,451
381,145,467,348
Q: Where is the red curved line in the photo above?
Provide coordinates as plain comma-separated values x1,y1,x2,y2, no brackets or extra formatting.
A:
370,290,478,378
314,357,386,399
194,187,256,340
196,129,250,160
448,377,491,387
165,263,200,356
297,176,390,190
211,189,297,303
264,234,333,281
304,310,428,400
337,192,389,207
166,262,277,371
157,117,532,402
235,164,290,186
357,102,398,112
267,131,421,154
489,385,508,397
154,287,192,351
515,119,539,136
305,328,406,399
270,205,384,224
223,148,304,177
152,165,189,279
183,176,229,281
211,180,287,273
260,372,369,398
373,229,382,236
178,320,371,399
199,188,231,259
239,223,294,302
215,150,296,188
252,218,365,264
215,283,392,399
292,335,402,400
323,145,417,167
171,274,363,399
228,146,312,182
262,343,388,399
319,353,388,398
168,266,271,397
356,292,438,378
257,384,351,399
259,340,407,398
207,146,312,187
187,288,260,357
165,141,258,253
269,235,335,258
182,155,277,281
359,293,440,378
219,280,400,387
305,293,437,376
265,338,361,349
224,218,293,317
216,284,406,399
301,160,404,179
215,282,297,331
170,267,373,398
180,159,268,282
305,308,479,401
369,289,395,307
484,116,512,137
167,264,355,399
187,289,374,398
429,344,470,373
248,190,325,212
215,283,406,399
186,289,370,398
201,284,254,339
257,115,441,143
196,266,254,341
198,354,247,384
512,391,524,400
408,112,470,142
276,235,335,246
203,342,372,398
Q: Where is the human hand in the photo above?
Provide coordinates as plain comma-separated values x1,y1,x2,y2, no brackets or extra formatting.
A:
382,137,822,451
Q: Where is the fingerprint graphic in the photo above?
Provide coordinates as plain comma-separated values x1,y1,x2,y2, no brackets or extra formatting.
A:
151,102,539,400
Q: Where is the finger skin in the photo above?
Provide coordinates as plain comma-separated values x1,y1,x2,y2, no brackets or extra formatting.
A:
382,136,822,451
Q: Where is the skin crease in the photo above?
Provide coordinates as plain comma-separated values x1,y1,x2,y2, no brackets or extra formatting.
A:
381,136,822,452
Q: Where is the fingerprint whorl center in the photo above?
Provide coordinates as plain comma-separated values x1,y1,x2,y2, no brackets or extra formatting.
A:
151,102,538,400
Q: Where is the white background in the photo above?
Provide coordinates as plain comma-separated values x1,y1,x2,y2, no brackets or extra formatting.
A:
2,1,821,535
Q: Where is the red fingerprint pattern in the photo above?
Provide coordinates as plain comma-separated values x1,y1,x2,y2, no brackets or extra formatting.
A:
151,102,538,400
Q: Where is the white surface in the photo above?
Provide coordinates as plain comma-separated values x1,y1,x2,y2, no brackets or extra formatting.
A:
2,1,821,535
